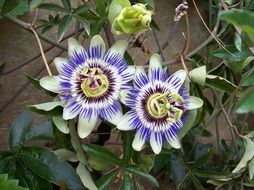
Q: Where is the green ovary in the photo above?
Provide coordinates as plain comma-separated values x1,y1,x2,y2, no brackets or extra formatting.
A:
80,67,109,98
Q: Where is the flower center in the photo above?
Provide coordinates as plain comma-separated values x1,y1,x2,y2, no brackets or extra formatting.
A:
147,92,170,118
146,91,185,122
80,67,109,97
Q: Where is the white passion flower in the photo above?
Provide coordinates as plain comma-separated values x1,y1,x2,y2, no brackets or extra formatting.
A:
40,35,135,138
117,53,203,154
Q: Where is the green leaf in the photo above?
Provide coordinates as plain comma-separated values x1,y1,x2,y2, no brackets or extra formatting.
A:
190,148,214,169
96,169,119,190
189,174,205,190
243,68,254,86
220,10,254,37
25,74,56,96
38,3,67,12
96,0,106,16
249,159,254,180
213,44,252,62
9,0,30,17
225,0,233,5
150,19,160,31
189,66,206,86
61,0,71,11
138,0,154,9
73,4,89,15
236,87,254,113
24,120,54,143
83,144,122,165
58,14,72,42
15,162,53,190
9,110,32,150
54,149,77,162
1,0,19,15
88,156,112,171
206,75,237,94
30,0,45,10
75,17,90,36
52,115,69,134
0,156,16,176
139,155,155,172
168,153,185,184
76,163,98,190
153,154,169,173
19,146,84,189
120,171,132,190
90,17,105,36
27,102,62,115
108,0,131,23
124,52,134,65
179,109,198,139
0,174,28,190
126,166,159,187
41,25,53,36
232,137,254,174
194,170,232,180
234,33,242,51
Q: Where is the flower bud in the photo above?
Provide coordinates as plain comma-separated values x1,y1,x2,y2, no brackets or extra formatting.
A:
112,3,152,35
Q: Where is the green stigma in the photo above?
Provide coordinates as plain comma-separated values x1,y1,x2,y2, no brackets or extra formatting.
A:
80,67,109,98
147,92,170,118
147,91,185,122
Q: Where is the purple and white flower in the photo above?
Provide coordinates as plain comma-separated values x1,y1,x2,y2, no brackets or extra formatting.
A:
117,53,203,154
40,35,135,138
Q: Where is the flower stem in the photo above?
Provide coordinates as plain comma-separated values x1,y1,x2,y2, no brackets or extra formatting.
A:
69,120,88,166
182,14,190,55
213,90,240,160
152,29,165,61
29,25,52,76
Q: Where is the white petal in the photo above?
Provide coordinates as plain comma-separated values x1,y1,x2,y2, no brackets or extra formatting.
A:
68,37,83,56
150,132,162,154
121,65,135,82
148,53,162,79
119,89,131,105
132,132,146,151
63,101,81,120
90,35,105,56
54,57,68,73
106,104,123,125
78,114,100,138
108,40,128,56
116,111,133,131
39,76,62,93
135,66,146,77
168,70,187,92
167,137,181,149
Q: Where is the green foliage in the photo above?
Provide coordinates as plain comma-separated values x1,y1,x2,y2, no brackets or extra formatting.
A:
3,0,254,189
0,174,28,190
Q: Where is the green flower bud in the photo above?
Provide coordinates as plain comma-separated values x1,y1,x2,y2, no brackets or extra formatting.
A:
112,3,153,35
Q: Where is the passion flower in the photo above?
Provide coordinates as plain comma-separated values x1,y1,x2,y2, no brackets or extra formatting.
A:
40,35,135,138
117,54,203,154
